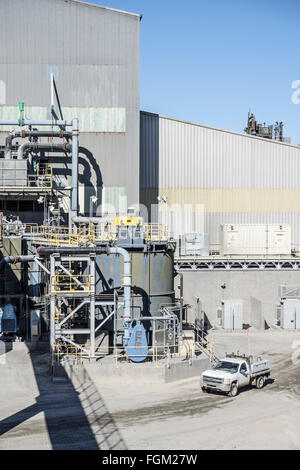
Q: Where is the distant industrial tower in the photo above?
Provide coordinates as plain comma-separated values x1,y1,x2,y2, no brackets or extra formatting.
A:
244,112,290,143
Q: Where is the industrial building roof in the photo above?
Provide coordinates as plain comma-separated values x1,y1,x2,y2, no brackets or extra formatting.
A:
67,0,141,19
141,111,300,150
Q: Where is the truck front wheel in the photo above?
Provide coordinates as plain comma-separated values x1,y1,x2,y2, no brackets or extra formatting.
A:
228,383,238,397
256,376,265,389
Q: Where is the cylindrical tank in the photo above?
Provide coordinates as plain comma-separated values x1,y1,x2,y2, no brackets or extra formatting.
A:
95,247,175,342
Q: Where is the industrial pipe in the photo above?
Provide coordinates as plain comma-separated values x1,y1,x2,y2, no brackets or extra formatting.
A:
0,117,79,224
72,216,102,224
107,246,132,346
5,130,72,159
0,120,72,127
17,142,72,160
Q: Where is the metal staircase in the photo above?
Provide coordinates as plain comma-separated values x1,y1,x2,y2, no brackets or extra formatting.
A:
193,324,219,364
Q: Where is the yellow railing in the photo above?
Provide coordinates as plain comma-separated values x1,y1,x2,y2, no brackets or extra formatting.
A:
0,167,53,190
30,222,169,246
53,274,90,293
93,223,118,242
53,343,174,368
144,223,169,241
31,225,93,246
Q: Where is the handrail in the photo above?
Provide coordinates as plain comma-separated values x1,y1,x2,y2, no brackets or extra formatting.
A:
53,274,90,293
30,222,170,246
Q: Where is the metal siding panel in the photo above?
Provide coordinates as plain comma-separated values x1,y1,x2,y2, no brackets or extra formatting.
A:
0,0,140,209
156,115,300,190
139,113,300,246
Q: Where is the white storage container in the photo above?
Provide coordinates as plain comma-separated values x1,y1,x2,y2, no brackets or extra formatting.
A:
221,224,291,256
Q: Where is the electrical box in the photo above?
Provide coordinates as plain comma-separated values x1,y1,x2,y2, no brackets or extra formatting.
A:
280,300,300,330
221,300,243,330
278,285,300,299
180,233,209,257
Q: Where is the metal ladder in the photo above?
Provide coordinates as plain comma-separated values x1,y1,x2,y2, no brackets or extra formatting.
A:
192,324,219,363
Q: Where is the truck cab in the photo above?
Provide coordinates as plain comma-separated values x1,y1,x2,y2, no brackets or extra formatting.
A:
201,354,270,397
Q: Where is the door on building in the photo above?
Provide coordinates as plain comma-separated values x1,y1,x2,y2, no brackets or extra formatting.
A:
222,300,243,330
282,300,300,330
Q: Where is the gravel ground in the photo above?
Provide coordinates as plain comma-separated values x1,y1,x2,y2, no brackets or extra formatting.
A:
0,330,299,450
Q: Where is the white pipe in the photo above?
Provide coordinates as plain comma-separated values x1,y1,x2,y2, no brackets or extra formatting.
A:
107,246,132,346
71,118,79,220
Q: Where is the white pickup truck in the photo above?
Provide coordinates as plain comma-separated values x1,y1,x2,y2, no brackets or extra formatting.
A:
201,353,271,397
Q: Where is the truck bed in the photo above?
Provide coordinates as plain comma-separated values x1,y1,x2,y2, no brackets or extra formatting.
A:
250,359,270,376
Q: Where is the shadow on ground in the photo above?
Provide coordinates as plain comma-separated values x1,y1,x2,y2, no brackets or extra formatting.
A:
0,343,127,450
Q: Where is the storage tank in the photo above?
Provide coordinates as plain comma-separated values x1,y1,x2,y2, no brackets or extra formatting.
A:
95,246,175,342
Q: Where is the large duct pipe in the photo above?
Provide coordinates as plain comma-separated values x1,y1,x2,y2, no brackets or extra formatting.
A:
0,118,79,226
17,142,72,160
37,247,107,256
5,130,72,159
0,255,35,296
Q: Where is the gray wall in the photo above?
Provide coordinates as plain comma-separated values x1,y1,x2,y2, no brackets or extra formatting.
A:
0,0,140,212
177,270,300,329
140,111,300,249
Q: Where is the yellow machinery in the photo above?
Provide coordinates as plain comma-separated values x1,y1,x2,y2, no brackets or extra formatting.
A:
113,216,143,227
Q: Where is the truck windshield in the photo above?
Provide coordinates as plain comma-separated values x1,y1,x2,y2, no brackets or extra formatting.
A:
213,361,239,373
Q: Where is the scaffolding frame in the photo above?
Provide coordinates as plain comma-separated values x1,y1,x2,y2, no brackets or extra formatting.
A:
49,253,121,360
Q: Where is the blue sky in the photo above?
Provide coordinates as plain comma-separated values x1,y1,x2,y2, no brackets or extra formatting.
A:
83,0,300,144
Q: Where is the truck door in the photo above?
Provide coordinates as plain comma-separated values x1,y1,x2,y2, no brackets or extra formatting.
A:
238,362,250,387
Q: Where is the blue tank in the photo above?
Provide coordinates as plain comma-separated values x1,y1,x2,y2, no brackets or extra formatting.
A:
2,304,17,333
125,325,148,363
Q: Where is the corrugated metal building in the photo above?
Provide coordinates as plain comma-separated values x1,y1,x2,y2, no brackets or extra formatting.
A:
140,111,300,250
0,0,140,216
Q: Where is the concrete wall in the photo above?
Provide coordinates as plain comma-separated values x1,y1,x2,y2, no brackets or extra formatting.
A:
177,270,300,329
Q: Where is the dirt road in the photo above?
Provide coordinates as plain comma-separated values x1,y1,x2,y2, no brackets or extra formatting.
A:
0,331,299,450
